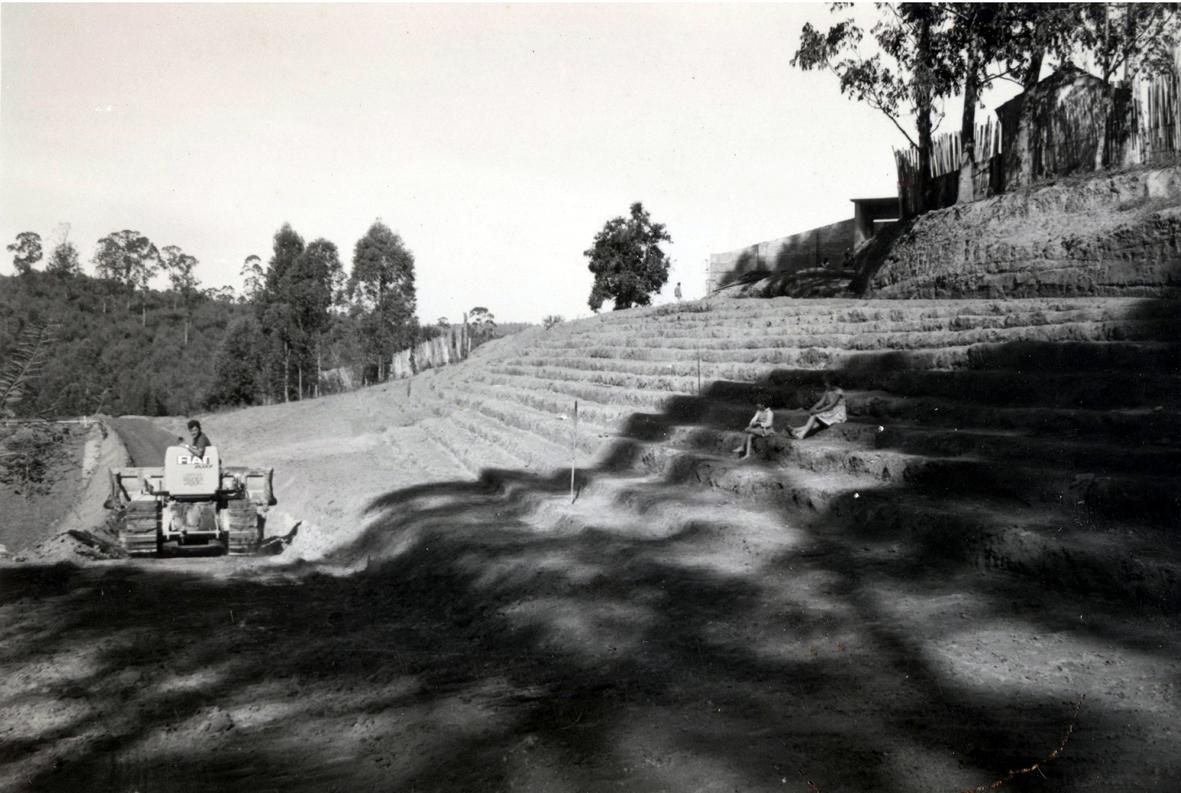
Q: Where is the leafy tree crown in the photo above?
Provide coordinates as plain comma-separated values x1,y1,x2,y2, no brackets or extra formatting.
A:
7,232,43,275
584,202,672,312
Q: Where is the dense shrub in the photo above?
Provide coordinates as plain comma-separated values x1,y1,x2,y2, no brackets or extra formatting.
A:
0,421,71,498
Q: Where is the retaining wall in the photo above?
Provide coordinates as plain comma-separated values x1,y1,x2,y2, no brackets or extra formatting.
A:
708,218,855,292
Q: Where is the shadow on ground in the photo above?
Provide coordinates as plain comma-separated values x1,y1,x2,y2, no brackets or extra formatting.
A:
3,300,1180,793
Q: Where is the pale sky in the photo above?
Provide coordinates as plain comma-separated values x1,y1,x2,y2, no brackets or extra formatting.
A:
2,3,988,323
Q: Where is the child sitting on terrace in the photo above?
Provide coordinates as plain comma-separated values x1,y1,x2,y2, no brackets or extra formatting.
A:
791,375,846,439
732,393,776,459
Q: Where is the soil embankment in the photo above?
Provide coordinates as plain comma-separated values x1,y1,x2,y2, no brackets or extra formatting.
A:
2,296,1179,792
868,165,1181,298
0,421,104,556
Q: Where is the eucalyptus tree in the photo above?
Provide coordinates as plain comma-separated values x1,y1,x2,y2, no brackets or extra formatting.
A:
92,230,159,322
7,232,43,275
161,245,201,344
349,220,416,382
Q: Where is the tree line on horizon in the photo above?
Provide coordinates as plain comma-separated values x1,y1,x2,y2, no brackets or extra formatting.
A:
3,193,683,420
210,219,421,406
0,221,512,417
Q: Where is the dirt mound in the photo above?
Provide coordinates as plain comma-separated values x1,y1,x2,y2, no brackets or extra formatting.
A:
867,165,1181,298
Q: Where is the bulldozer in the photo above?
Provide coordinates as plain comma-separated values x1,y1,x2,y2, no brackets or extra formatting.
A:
106,445,275,555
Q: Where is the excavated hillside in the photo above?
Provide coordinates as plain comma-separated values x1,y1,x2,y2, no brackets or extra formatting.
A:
869,166,1181,299
3,294,1180,793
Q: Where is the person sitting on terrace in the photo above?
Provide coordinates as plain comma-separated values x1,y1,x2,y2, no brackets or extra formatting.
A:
732,394,775,459
791,376,846,439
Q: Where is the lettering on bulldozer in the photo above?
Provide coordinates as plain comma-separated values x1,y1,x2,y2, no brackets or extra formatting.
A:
105,446,275,556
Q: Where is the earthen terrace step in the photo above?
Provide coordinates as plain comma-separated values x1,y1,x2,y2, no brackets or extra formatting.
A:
487,361,1181,411
573,296,1172,326
505,339,1180,378
447,369,1181,448
545,299,1179,337
533,318,1181,353
449,392,609,462
625,431,1179,528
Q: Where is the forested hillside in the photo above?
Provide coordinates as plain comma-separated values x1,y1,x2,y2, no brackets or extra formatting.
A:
0,270,246,417
0,235,531,418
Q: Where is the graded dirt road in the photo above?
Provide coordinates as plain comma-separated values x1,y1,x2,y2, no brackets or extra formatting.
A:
1,381,1178,793
106,417,180,466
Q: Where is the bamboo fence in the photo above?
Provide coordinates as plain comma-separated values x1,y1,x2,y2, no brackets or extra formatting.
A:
895,66,1181,216
390,322,472,380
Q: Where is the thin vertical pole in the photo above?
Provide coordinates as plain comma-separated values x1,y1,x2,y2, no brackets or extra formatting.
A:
570,399,579,503
697,349,702,396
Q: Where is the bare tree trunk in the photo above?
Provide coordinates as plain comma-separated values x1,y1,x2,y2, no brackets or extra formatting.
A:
1122,5,1136,83
958,44,980,204
915,9,934,213
316,345,322,398
1102,2,1112,83
284,343,290,403
1025,48,1044,92
298,365,303,400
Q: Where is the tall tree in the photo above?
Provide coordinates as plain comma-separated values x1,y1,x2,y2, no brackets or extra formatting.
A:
349,220,417,382
265,223,305,295
993,3,1080,92
257,224,305,402
161,245,201,344
944,4,1093,200
240,254,265,303
206,316,265,408
285,238,342,397
1076,3,1181,83
7,232,43,275
132,251,160,327
92,230,159,320
45,240,81,277
584,202,672,311
945,4,995,199
161,245,199,300
793,4,957,212
468,306,496,342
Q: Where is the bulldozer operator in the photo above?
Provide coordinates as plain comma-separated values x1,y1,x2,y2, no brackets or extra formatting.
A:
181,419,212,458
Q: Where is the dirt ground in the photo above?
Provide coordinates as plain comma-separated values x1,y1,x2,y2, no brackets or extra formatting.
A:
1,390,1178,793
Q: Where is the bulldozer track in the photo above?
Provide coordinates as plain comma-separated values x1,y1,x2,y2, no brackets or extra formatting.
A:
225,499,260,554
120,501,160,555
